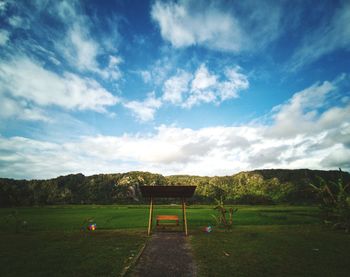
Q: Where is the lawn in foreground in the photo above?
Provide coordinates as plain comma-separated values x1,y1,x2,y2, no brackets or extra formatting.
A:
191,225,350,277
1,204,348,276
0,230,145,277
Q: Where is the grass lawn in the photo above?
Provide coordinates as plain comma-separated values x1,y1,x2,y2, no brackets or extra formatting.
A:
0,230,145,277
191,225,350,277
1,204,349,276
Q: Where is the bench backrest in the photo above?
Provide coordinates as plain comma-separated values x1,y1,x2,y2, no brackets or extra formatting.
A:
156,215,179,220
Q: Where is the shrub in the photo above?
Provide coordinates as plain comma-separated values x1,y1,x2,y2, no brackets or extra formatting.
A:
212,197,238,229
310,169,350,232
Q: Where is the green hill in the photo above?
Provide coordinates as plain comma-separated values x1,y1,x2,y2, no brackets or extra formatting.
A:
0,169,349,206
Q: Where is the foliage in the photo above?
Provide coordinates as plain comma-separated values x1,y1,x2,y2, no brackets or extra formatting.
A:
212,197,238,229
310,169,350,232
1,169,350,206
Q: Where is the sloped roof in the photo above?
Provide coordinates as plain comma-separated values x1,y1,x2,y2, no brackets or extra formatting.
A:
140,185,196,198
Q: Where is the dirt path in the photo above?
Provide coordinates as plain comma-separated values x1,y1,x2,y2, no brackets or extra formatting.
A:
130,232,197,277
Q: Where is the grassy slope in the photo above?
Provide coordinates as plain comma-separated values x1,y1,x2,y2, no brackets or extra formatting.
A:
0,205,349,276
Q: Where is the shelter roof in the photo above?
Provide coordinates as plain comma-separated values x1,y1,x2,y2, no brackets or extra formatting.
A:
140,185,196,198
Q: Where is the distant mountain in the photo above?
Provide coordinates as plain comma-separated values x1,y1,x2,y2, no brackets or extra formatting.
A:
0,169,349,206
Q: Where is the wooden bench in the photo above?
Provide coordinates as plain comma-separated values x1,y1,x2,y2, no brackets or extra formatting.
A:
156,215,179,226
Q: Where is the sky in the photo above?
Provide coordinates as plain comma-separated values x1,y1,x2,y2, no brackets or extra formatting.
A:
0,0,349,179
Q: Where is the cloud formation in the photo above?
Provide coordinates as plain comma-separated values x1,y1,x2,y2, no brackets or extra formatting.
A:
270,80,336,137
0,29,9,45
0,0,349,179
151,0,282,52
0,56,119,115
163,70,192,104
151,0,243,51
1,75,349,179
62,24,100,71
123,92,162,122
289,1,350,70
162,64,249,108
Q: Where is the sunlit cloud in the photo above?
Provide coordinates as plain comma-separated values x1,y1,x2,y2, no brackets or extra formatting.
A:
1,75,349,179
0,56,119,114
123,92,162,122
162,64,249,108
0,0,349,179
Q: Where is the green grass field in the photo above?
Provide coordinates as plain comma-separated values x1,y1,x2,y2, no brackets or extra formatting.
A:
1,205,350,276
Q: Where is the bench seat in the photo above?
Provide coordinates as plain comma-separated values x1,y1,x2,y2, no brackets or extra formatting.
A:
156,215,179,226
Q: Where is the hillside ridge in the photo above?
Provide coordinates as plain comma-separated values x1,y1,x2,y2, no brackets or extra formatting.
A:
1,169,349,206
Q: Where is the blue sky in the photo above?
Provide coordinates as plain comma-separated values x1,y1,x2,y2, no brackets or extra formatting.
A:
0,0,349,179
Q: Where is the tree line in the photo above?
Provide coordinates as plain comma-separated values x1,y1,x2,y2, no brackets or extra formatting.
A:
0,169,349,206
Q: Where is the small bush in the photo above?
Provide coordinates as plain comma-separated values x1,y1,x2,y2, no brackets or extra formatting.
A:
310,169,350,232
212,197,238,229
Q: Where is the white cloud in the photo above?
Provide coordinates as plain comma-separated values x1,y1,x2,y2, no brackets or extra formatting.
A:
107,55,122,80
124,92,162,122
99,55,123,80
289,1,350,70
0,0,123,83
45,1,123,79
140,70,152,84
59,23,99,72
1,74,349,179
162,64,249,108
0,29,9,45
127,63,246,122
322,146,350,169
219,67,249,100
191,64,217,91
0,125,257,179
163,70,191,104
144,55,175,86
0,56,119,113
0,94,49,122
8,15,23,28
184,88,216,108
0,0,7,14
0,1,123,124
1,99,349,178
151,0,244,52
270,81,336,137
151,0,283,52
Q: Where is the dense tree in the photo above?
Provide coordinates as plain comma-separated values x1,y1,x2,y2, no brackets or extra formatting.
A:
0,169,349,206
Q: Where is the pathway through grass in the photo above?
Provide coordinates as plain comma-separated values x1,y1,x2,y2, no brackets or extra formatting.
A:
131,232,196,277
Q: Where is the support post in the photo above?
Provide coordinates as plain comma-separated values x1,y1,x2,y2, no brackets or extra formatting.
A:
147,197,154,236
182,197,188,236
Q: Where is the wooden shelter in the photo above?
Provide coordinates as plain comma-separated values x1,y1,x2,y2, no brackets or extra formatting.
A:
140,185,196,236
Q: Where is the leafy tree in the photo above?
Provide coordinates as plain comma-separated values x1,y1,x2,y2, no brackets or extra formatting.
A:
1,169,350,206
